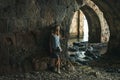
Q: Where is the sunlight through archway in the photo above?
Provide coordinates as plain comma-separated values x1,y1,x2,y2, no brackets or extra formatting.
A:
83,15,88,42
69,10,89,44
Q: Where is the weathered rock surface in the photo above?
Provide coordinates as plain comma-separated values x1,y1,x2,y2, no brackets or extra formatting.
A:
0,0,120,74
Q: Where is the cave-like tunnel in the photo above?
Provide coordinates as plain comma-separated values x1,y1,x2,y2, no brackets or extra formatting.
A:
0,0,120,79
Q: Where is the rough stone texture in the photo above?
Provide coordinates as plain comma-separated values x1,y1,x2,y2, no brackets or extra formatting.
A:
69,11,78,36
81,5,101,43
92,0,120,56
69,10,84,38
69,0,110,43
84,0,110,43
0,0,79,74
79,10,84,37
0,0,120,74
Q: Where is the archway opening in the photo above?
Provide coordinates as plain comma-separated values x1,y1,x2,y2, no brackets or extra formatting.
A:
67,1,111,65
69,10,89,44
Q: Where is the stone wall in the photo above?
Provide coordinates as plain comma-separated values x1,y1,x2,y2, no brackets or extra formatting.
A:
0,0,80,74
0,0,120,74
69,10,84,38
81,5,101,43
92,0,120,56
84,0,110,43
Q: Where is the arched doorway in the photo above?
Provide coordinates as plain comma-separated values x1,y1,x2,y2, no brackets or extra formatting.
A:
69,10,89,44
68,0,110,55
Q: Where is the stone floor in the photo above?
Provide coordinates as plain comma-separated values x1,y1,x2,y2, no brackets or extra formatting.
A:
0,61,120,80
0,41,120,80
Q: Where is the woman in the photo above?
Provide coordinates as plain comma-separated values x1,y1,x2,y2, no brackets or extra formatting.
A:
49,25,62,74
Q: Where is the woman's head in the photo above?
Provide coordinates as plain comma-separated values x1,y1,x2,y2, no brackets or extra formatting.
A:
53,25,60,35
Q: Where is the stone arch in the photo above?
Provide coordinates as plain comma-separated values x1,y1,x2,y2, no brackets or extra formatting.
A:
91,0,120,56
84,0,110,43
80,5,101,43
